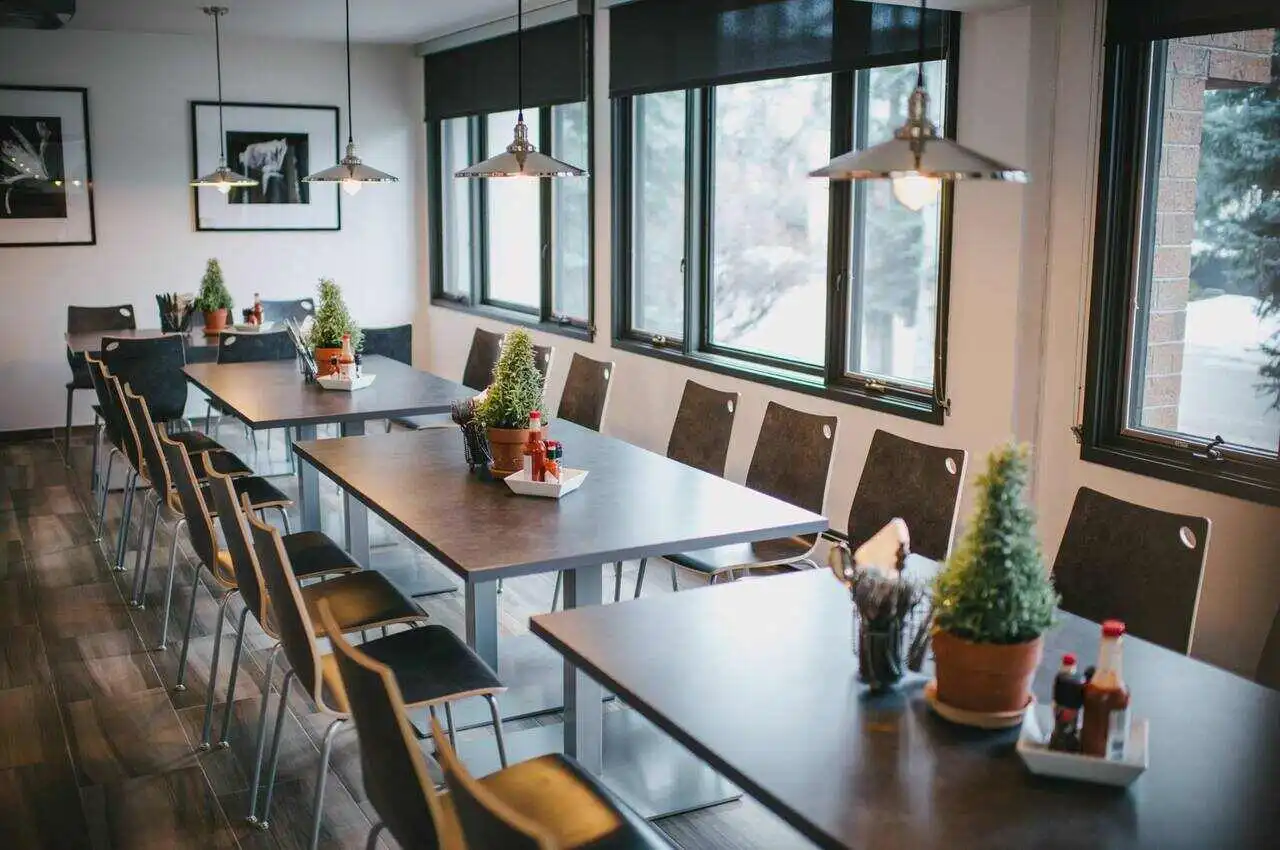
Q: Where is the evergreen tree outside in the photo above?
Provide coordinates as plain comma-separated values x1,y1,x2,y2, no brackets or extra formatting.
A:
933,444,1058,645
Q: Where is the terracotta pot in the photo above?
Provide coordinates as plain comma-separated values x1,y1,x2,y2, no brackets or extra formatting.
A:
932,629,1043,715
314,347,342,376
202,308,229,336
487,427,533,476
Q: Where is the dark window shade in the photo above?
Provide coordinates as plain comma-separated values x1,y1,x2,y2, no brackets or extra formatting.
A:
609,0,955,97
424,16,589,121
1106,0,1280,45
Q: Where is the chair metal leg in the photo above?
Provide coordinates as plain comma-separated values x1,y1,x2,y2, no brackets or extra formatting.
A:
64,386,75,468
113,471,138,572
258,669,298,830
90,416,102,493
551,570,562,611
614,561,623,603
444,702,457,751
130,493,160,607
275,505,292,535
217,605,252,747
308,718,347,850
94,450,117,542
484,694,509,768
635,557,648,598
198,591,234,750
173,564,204,691
366,823,386,850
246,645,281,827
157,518,186,651
497,578,504,595
204,401,213,434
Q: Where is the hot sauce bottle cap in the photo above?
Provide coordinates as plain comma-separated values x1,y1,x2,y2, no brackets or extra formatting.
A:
1102,620,1126,638
1062,653,1077,667
529,411,541,423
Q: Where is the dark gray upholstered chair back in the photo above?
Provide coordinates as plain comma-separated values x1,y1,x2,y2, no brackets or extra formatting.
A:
247,507,322,699
206,470,268,628
159,434,220,572
462,328,504,390
666,381,738,477
433,720,549,850
67,304,136,384
261,298,315,325
556,353,615,432
745,402,838,516
319,604,450,850
361,324,413,366
100,334,188,422
1257,609,1280,691
121,385,171,495
217,329,296,364
1052,487,1210,654
847,430,967,561
85,357,124,448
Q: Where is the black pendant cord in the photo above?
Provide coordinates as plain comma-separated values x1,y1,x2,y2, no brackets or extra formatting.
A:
344,0,354,145
214,10,226,161
516,0,524,123
916,0,927,89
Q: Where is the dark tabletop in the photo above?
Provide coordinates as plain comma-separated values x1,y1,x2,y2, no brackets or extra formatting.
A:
531,570,1280,850
182,356,469,428
291,424,829,582
66,328,217,363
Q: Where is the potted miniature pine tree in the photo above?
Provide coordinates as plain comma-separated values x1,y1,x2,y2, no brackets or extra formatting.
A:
306,278,362,375
195,258,233,335
474,329,545,475
931,443,1059,719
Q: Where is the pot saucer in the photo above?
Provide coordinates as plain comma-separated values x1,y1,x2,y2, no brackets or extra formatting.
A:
924,680,1031,729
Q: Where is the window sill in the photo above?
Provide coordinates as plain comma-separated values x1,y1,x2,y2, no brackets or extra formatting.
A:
1081,434,1280,508
430,298,595,343
612,337,945,425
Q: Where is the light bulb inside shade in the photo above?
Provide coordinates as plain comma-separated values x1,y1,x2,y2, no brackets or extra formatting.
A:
216,183,233,196
891,175,941,211
341,179,363,197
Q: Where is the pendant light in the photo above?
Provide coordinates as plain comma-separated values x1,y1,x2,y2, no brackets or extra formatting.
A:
456,0,588,179
191,7,257,194
809,0,1027,210
303,0,398,195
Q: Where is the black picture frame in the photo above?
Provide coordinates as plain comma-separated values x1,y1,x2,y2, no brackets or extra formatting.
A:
0,84,96,248
189,100,341,232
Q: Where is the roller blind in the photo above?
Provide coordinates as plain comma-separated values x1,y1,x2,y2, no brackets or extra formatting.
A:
424,15,590,121
609,0,956,98
1105,0,1280,45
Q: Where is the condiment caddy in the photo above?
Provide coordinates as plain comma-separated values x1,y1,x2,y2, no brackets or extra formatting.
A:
501,412,588,498
317,334,375,391
1016,704,1149,786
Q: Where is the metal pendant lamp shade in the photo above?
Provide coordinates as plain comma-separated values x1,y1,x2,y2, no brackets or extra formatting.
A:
191,7,257,194
456,0,588,179
809,0,1026,209
304,0,398,193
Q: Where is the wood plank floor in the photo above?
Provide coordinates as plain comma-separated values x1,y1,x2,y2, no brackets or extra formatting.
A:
0,425,815,849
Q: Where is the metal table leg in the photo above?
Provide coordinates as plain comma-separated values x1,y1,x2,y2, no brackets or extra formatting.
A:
563,564,604,772
465,580,499,670
338,420,370,564
295,424,320,532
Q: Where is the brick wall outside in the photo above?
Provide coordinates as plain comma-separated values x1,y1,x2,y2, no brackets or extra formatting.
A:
1139,30,1274,432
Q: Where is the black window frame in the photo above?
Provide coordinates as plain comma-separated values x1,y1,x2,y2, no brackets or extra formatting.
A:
611,50,959,425
427,106,596,342
1082,36,1280,506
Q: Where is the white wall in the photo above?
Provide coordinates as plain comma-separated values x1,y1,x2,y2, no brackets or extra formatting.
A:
0,28,423,431
420,2,1279,677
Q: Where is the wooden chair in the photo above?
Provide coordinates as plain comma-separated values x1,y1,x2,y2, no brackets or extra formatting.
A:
847,429,967,560
1257,608,1280,691
1052,487,1210,654
66,303,136,470
556,353,615,432
630,381,740,598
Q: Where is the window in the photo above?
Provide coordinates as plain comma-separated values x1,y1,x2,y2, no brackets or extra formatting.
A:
613,60,956,423
428,104,594,337
1085,23,1280,504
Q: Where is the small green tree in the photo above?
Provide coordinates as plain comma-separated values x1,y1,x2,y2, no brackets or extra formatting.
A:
933,444,1058,645
474,329,544,429
306,278,362,350
194,258,233,312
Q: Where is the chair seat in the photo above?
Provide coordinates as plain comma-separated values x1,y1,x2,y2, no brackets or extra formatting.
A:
478,752,675,849
199,475,290,510
667,535,818,576
321,624,501,715
389,414,455,430
170,430,228,454
283,531,362,578
204,450,254,478
302,571,426,636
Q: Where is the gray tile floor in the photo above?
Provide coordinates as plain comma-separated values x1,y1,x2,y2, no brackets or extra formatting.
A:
0,425,814,849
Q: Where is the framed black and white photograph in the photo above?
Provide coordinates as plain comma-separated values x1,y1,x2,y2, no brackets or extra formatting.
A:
0,85,95,247
190,101,340,231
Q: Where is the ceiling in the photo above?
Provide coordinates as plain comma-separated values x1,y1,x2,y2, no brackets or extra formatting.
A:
63,0,1032,46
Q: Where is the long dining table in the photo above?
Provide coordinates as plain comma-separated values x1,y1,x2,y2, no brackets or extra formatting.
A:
291,422,829,818
531,568,1280,849
183,355,471,595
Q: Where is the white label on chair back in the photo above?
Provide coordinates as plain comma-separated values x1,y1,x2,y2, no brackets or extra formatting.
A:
945,457,958,475
301,300,314,310
603,368,611,381
1179,526,1198,549
119,307,132,317
727,400,735,414
225,336,237,346
105,341,119,351
822,424,833,440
